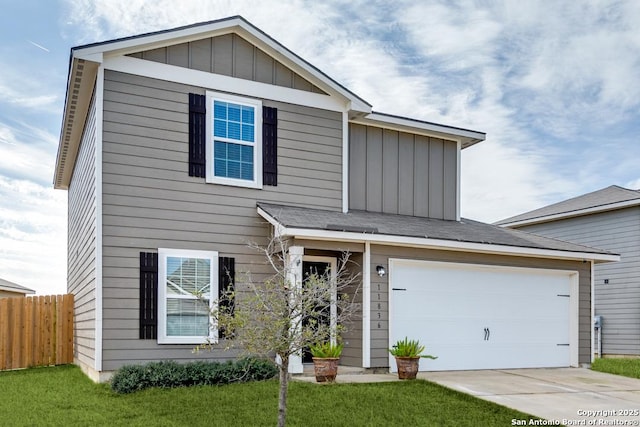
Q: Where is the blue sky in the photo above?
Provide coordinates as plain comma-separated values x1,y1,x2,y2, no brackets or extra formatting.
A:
1,0,639,295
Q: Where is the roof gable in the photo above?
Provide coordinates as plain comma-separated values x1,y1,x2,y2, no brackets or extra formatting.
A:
496,185,640,227
71,16,369,111
126,33,328,96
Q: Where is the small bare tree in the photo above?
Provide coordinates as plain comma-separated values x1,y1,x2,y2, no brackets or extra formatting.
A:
211,234,360,427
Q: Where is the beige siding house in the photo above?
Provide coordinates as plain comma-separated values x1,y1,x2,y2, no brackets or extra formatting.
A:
54,16,617,382
0,278,35,298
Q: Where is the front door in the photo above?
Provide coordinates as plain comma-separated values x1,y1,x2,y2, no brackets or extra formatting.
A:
302,260,333,363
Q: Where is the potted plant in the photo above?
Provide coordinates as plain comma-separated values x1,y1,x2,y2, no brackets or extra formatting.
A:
389,337,437,379
310,341,343,382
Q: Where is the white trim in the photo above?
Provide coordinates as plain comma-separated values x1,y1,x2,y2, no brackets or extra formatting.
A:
287,246,304,374
569,272,580,367
388,258,580,369
205,91,263,189
94,66,104,373
255,208,620,263
342,111,349,213
456,140,461,222
499,198,640,228
350,113,484,148
157,248,219,345
303,256,338,342
591,259,595,363
362,241,371,368
103,55,347,113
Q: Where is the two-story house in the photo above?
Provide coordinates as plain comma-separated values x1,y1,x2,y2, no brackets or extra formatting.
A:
497,185,640,357
53,16,617,382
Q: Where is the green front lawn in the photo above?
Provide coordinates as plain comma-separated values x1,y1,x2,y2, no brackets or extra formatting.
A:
592,357,640,379
0,365,536,426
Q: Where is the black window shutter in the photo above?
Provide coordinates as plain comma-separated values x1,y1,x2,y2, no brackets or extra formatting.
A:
189,93,206,178
218,257,235,338
263,107,278,186
140,252,159,339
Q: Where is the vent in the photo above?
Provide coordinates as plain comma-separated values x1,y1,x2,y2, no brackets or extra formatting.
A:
325,224,378,233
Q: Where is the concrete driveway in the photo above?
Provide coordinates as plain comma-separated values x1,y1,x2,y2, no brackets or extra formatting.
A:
420,368,640,424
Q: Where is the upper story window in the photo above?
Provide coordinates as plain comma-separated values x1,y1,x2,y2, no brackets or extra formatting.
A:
206,91,262,188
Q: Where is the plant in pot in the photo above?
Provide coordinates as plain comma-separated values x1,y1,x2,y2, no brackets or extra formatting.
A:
389,337,437,380
309,341,343,383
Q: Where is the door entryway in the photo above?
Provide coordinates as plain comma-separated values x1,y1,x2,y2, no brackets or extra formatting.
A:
302,257,337,363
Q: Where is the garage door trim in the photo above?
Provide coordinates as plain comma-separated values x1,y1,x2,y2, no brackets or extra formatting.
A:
388,259,579,371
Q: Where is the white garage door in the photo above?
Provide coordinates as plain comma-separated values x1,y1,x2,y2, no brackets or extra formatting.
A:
389,259,577,371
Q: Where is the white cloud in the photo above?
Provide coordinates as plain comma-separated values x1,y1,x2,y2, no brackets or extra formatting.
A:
0,176,67,295
625,178,640,190
0,58,60,113
0,121,58,185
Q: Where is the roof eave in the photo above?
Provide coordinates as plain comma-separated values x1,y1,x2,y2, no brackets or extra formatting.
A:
257,207,618,263
499,198,640,228
0,285,35,294
351,112,486,148
53,56,100,190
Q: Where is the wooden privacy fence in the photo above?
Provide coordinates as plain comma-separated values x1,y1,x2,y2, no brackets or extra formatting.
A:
0,294,74,371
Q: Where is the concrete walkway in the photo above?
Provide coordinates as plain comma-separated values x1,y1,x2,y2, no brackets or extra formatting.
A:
424,368,640,424
295,367,640,424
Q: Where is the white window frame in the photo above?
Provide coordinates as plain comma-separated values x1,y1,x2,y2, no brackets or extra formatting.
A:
158,248,219,344
205,91,263,189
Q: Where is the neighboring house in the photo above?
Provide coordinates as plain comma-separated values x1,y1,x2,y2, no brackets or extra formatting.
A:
497,185,640,357
0,278,35,298
53,16,617,382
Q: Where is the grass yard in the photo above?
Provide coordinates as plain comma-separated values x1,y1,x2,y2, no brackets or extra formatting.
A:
592,357,640,379
0,365,536,426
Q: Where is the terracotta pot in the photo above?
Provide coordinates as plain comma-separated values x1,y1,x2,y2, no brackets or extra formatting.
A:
395,356,420,379
312,357,340,382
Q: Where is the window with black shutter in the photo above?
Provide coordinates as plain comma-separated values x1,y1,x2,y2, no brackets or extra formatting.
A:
139,252,158,339
188,93,206,178
262,106,278,186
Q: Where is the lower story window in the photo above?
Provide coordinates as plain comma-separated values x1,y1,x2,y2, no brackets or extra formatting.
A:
158,248,218,344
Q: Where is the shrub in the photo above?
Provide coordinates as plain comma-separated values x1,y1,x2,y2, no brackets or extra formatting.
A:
111,357,277,394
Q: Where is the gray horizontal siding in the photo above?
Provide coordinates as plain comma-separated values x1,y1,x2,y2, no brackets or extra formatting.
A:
369,245,591,369
127,33,326,94
68,90,97,370
349,123,458,219
340,252,363,367
517,207,640,355
100,70,342,371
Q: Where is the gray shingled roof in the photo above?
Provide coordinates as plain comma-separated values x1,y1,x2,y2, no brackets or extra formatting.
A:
0,278,35,294
257,202,614,256
496,185,640,226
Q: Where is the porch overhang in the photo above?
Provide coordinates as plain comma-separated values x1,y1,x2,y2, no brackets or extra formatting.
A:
256,203,619,264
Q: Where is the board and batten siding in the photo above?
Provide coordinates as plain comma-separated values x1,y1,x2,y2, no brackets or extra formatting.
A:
127,33,326,95
368,245,591,368
349,124,458,220
100,70,342,371
516,207,640,356
68,90,98,371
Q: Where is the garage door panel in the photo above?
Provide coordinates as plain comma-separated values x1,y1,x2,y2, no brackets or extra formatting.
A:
390,260,574,371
